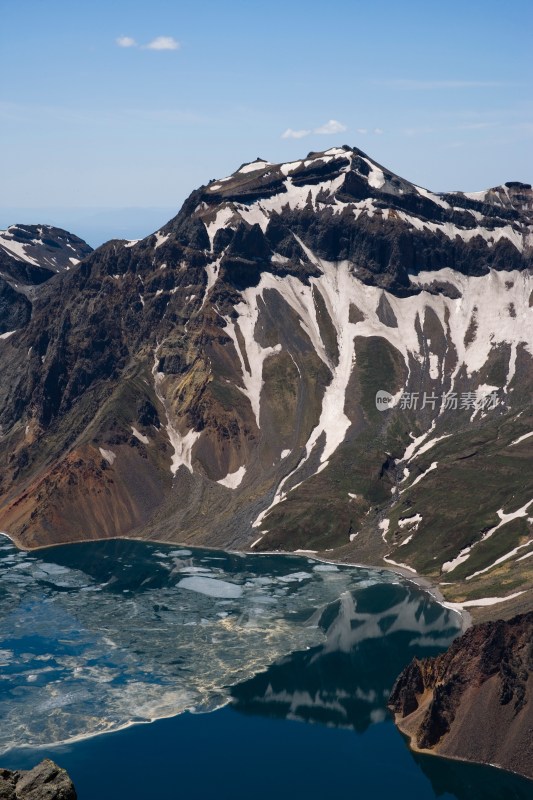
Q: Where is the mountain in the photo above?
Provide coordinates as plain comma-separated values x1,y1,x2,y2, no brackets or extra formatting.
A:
389,611,533,780
0,224,92,335
0,145,532,617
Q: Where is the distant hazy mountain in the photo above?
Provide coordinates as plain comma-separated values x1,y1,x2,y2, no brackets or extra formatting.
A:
0,223,91,334
0,207,179,249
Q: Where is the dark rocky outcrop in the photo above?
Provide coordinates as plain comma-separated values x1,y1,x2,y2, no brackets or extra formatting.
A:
0,760,76,799
0,225,92,334
389,612,533,780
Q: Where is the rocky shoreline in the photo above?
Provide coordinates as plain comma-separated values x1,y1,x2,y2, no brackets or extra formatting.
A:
389,612,533,781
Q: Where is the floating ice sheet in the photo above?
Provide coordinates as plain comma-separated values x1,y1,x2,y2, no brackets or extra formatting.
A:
0,540,460,753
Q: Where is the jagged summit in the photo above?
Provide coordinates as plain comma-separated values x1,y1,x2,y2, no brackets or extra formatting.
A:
195,145,532,226
117,147,532,293
136,144,532,299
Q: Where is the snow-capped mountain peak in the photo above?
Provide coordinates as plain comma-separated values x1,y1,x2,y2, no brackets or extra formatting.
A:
1,146,532,617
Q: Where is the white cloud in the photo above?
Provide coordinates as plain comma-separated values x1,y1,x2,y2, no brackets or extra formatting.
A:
356,128,368,134
145,36,180,51
314,119,347,135
281,128,311,139
280,118,348,139
373,127,384,135
116,36,137,48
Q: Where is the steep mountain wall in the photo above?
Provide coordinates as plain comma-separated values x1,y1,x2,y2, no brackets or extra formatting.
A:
0,146,532,614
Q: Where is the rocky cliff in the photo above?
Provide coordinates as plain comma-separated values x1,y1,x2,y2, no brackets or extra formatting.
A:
0,760,76,799
0,224,92,334
389,612,533,779
1,146,533,614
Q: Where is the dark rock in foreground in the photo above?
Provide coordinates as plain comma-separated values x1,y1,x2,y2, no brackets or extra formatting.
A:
0,760,76,800
389,612,533,780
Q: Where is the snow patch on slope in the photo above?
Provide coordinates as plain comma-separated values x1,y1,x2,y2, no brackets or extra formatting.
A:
249,261,533,527
0,232,40,265
443,497,533,574
407,462,438,490
466,539,533,581
379,519,390,542
223,299,282,426
238,160,272,174
443,591,525,610
236,169,351,232
99,448,116,465
510,431,533,446
206,207,235,248
152,346,200,475
131,427,149,445
415,186,451,209
217,465,246,489
154,232,170,249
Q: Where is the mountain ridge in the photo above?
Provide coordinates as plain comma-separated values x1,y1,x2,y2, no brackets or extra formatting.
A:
1,144,532,620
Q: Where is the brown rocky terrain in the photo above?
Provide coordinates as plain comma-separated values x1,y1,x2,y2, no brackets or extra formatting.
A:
0,760,76,799
389,611,533,780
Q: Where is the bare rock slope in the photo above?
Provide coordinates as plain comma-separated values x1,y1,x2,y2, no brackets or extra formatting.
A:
389,612,533,780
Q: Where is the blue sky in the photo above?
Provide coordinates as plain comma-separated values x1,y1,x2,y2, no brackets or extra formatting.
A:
1,0,532,238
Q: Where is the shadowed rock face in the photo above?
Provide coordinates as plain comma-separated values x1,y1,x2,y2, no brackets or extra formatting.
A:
0,760,76,799
0,146,533,617
0,224,92,334
389,612,533,780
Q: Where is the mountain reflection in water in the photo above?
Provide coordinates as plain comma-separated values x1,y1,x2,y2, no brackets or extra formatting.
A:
230,582,533,800
231,582,458,731
1,539,532,799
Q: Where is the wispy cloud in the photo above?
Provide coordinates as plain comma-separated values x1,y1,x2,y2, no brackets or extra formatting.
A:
144,36,180,51
281,119,347,139
314,119,347,135
116,36,137,48
455,121,498,131
281,128,311,139
281,120,385,140
115,35,180,51
378,79,506,90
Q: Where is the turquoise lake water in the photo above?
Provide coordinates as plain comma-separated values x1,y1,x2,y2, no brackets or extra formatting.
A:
0,538,531,799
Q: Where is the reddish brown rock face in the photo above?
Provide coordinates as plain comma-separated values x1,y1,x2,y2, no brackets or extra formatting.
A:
389,612,533,780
